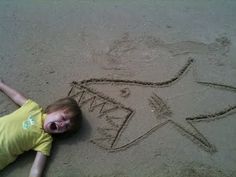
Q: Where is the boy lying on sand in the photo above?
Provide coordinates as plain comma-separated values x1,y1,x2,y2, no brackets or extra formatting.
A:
0,79,82,177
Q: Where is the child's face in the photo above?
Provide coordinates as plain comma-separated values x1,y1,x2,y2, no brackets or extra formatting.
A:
44,109,73,134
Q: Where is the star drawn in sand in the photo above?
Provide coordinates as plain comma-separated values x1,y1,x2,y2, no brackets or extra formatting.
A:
68,58,236,153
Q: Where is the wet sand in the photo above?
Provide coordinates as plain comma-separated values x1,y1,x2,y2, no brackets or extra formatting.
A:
0,0,236,177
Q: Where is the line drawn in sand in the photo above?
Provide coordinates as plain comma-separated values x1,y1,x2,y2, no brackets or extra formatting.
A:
68,58,236,153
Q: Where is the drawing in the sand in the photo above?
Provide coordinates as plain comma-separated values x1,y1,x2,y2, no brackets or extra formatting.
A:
68,58,236,153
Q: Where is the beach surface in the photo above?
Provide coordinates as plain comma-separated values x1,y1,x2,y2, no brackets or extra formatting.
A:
0,0,236,176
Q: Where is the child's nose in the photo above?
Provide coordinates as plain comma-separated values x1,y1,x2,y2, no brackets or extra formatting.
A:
60,121,69,128
59,122,65,128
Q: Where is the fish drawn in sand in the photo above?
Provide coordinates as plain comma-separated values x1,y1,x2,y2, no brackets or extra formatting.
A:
68,58,236,153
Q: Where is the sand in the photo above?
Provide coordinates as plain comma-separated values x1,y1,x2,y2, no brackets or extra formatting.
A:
0,0,236,177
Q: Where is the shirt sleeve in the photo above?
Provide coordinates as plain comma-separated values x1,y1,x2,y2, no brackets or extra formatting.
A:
20,99,41,112
33,133,53,156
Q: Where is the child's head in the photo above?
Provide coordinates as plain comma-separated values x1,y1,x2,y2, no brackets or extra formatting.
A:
43,97,82,135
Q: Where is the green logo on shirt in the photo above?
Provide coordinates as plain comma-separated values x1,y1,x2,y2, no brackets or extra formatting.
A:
22,115,36,129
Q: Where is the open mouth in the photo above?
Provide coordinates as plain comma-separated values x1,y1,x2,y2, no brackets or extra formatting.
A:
50,122,57,131
68,83,134,151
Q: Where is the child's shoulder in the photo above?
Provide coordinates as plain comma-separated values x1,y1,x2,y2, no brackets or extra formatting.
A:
19,99,43,113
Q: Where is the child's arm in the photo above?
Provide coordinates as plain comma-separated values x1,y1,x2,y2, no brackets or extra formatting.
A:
29,152,47,177
0,79,27,106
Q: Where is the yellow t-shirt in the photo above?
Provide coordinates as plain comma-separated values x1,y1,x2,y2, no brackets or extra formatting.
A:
0,100,53,170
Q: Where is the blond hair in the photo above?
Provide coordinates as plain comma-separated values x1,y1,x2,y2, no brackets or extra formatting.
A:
45,97,82,134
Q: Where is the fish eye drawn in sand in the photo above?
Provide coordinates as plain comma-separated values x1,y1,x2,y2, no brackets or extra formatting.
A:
68,58,236,153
